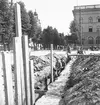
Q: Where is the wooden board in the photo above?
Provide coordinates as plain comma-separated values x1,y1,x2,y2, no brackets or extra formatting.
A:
2,52,14,105
22,35,31,105
13,37,22,105
0,53,5,105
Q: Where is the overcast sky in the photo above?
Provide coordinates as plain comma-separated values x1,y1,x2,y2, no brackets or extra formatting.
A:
14,0,100,35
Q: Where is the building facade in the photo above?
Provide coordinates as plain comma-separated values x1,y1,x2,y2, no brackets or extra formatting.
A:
73,4,100,48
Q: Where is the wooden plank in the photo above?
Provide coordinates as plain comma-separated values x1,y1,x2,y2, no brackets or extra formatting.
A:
13,37,22,105
29,60,35,105
22,35,31,105
2,52,14,105
0,53,6,105
15,3,22,37
15,3,26,105
50,44,53,82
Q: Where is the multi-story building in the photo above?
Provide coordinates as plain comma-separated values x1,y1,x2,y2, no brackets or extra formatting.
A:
73,4,100,48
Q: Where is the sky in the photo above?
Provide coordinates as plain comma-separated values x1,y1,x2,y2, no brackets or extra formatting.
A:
13,0,100,35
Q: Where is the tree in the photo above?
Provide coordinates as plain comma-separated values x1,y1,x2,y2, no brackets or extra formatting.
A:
41,26,65,49
69,20,80,44
28,10,42,45
59,33,65,45
0,0,14,50
42,26,53,49
53,28,59,49
28,10,35,38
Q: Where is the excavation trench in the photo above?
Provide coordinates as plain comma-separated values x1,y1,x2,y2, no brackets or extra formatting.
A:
35,56,76,105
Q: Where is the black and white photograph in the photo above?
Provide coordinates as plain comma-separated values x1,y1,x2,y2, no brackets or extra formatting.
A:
0,0,100,105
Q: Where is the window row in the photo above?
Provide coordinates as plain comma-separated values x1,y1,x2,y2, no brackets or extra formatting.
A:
88,26,100,32
80,16,100,23
88,36,100,44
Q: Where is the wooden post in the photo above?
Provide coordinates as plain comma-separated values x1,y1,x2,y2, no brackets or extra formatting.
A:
22,35,31,105
2,52,14,105
15,3,22,38
50,44,53,82
0,53,5,105
29,60,35,105
15,3,26,105
13,38,22,105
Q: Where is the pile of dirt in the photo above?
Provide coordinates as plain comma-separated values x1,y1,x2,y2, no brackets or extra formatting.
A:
32,53,71,103
61,56,100,105
32,53,70,90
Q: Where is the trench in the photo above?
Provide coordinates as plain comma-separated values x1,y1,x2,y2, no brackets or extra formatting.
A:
35,56,76,105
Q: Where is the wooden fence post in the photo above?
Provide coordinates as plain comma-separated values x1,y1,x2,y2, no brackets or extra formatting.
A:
29,60,35,105
50,44,53,82
2,52,14,105
13,38,22,105
15,3,26,105
22,35,31,105
0,53,5,105
15,3,22,38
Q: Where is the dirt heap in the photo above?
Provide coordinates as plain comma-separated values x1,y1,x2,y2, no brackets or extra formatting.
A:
31,53,70,90
61,56,100,105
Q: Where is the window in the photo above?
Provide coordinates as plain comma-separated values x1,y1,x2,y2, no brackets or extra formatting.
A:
88,17,93,23
89,26,93,32
98,18,100,22
96,36,100,44
97,26,100,32
88,37,94,44
97,16,100,22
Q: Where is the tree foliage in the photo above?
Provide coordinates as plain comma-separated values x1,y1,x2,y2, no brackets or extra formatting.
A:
0,0,67,50
41,26,66,49
28,10,42,43
69,20,80,44
0,0,14,50
28,10,35,38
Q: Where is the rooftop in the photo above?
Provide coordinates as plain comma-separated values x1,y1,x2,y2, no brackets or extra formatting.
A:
74,4,100,10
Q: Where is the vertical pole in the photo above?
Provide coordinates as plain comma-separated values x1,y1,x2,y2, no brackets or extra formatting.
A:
0,53,5,105
15,3,22,38
22,35,31,105
15,3,26,105
2,52,14,105
13,38,22,105
50,44,53,82
29,60,35,105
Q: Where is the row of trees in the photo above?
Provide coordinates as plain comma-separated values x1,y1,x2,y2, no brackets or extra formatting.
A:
36,20,80,50
40,26,65,49
0,0,79,50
